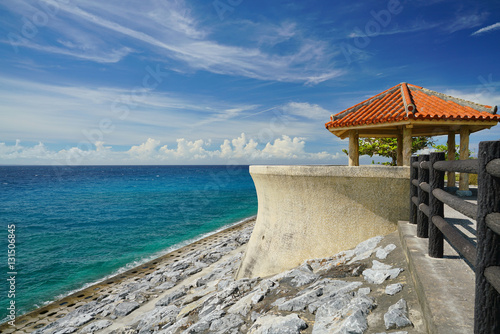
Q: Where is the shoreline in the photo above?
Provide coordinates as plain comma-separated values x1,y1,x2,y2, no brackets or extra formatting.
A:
2,215,256,333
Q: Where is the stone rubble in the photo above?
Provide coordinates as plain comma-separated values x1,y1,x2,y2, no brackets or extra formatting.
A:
32,222,418,334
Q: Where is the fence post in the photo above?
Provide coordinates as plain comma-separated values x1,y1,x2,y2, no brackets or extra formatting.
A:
417,154,430,238
410,155,419,224
429,152,445,258
475,141,500,333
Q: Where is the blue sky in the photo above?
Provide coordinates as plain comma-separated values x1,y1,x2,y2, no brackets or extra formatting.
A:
0,0,499,165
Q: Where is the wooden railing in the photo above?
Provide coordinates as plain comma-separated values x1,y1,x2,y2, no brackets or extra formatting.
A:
410,140,500,333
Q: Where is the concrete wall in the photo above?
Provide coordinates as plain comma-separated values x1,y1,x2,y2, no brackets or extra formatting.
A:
236,165,410,279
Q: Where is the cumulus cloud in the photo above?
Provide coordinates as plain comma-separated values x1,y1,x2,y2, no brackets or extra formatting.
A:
160,138,211,160
128,138,161,158
0,134,341,165
262,136,305,158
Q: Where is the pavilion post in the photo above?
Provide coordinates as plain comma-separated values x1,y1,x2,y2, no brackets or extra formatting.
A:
447,131,456,188
459,126,470,191
402,126,412,166
348,130,359,166
397,132,403,166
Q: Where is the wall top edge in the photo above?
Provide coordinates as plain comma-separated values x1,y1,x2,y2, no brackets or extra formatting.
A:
249,165,410,179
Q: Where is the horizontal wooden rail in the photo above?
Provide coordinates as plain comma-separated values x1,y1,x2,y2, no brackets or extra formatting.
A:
411,142,500,333
432,215,477,265
486,213,500,235
486,158,500,178
433,188,478,220
485,266,500,294
434,159,479,174
419,203,430,217
421,161,431,170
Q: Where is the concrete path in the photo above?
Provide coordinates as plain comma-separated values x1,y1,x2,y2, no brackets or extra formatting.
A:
398,198,477,334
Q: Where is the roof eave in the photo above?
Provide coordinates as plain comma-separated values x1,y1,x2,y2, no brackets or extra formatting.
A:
326,119,499,139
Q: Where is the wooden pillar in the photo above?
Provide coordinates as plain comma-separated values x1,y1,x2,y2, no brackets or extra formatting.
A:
459,127,470,191
417,154,430,238
410,156,419,224
348,130,359,166
447,131,456,188
402,126,412,166
474,141,500,333
397,132,403,166
429,152,445,258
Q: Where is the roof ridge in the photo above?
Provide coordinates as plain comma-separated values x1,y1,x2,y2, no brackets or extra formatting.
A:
400,83,416,117
408,85,497,114
330,83,401,121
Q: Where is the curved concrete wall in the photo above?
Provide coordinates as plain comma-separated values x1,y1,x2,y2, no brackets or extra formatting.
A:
236,165,410,279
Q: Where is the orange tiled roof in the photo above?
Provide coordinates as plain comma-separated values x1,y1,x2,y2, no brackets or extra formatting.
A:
325,83,499,129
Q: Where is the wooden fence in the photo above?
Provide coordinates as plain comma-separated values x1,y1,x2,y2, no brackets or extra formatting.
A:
410,140,500,333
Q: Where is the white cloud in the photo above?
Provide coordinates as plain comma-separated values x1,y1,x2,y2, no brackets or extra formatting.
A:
0,134,342,165
2,0,343,84
472,22,500,36
9,38,133,63
281,102,331,120
160,138,211,160
443,85,500,108
262,136,305,158
128,138,161,158
444,13,487,33
0,77,263,145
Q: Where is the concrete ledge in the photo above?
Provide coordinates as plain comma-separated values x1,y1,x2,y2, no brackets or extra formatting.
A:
250,165,410,178
398,221,475,334
237,165,410,279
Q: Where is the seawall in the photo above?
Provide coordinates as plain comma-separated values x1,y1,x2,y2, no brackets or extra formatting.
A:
237,165,410,279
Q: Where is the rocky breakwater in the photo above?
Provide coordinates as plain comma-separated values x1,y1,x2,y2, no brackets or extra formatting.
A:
30,221,424,334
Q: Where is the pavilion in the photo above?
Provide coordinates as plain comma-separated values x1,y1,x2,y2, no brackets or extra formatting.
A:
325,82,499,190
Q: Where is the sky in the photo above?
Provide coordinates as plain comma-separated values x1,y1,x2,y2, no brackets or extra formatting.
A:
0,0,499,165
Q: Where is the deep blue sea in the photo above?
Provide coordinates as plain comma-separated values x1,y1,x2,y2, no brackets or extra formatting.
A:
0,165,257,321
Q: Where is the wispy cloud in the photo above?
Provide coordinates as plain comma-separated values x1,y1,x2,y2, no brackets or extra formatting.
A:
2,0,343,84
0,77,258,145
472,22,500,36
281,102,331,120
9,39,133,63
444,13,487,33
347,21,440,38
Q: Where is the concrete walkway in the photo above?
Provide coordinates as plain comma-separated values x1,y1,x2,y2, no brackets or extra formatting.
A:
398,196,477,334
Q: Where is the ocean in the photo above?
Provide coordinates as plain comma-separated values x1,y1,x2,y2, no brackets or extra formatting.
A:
0,165,258,321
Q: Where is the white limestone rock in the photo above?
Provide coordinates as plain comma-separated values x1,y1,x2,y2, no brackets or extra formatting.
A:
386,283,404,295
376,244,397,260
155,287,187,306
209,314,244,332
114,301,140,317
313,294,375,334
362,260,403,284
79,319,113,333
384,299,412,330
249,314,307,334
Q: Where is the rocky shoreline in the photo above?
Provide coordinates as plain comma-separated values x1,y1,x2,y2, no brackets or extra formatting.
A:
10,219,425,333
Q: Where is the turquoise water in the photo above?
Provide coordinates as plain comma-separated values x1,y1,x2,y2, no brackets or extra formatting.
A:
0,165,257,320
